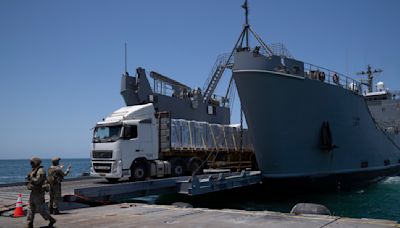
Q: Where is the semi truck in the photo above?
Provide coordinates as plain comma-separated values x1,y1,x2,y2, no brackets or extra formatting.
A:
90,103,255,182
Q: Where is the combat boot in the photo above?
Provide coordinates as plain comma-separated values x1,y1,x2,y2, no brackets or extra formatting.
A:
26,222,33,228
48,217,56,227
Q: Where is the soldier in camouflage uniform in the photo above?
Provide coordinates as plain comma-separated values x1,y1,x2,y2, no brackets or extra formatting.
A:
26,157,56,228
47,157,71,215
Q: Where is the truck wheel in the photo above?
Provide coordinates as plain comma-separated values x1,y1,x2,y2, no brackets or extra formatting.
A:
187,157,203,175
106,178,119,183
130,162,147,181
170,158,185,177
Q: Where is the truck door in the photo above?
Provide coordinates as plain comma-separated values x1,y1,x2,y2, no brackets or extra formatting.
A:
120,124,140,169
138,121,156,159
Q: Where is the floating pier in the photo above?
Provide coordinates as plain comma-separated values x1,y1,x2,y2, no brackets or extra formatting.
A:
74,171,262,202
1,174,399,227
1,202,399,228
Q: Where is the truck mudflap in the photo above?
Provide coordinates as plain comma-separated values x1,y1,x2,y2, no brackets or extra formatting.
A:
91,160,123,178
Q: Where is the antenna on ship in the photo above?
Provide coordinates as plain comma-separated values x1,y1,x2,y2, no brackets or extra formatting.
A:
242,0,249,48
125,42,128,75
357,65,383,93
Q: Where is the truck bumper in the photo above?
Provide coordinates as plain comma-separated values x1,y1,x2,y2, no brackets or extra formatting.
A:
91,160,123,178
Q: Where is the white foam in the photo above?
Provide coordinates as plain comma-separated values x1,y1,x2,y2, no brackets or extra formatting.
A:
382,176,400,184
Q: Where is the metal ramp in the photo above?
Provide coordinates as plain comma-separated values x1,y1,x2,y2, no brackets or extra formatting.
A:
178,170,261,195
73,171,261,202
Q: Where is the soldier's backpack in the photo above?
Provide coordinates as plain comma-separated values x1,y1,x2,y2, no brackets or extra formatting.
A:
47,167,59,185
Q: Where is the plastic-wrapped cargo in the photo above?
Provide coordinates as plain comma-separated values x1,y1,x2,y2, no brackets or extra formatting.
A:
170,120,180,148
195,122,207,149
224,126,237,150
181,120,191,148
169,119,252,151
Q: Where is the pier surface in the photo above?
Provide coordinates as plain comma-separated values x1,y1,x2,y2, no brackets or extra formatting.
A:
1,176,399,227
1,203,399,228
0,177,100,212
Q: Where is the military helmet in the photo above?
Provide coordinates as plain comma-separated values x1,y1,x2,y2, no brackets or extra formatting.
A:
51,157,61,162
30,157,42,165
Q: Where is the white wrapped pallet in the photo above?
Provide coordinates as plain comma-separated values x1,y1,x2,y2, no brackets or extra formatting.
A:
170,119,181,148
181,120,191,148
169,119,252,151
224,126,237,150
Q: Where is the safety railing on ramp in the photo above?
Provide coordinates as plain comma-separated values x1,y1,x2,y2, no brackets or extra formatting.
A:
73,171,261,202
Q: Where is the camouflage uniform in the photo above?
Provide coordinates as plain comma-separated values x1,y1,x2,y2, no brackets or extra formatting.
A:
26,157,56,228
47,157,70,214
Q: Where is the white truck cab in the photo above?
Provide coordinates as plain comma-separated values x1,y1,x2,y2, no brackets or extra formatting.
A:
90,103,160,182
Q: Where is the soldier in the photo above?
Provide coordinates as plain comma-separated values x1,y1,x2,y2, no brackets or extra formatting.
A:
26,157,56,228
47,157,71,215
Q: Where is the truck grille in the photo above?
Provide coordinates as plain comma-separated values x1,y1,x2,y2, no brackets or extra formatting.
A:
92,150,113,159
93,163,112,173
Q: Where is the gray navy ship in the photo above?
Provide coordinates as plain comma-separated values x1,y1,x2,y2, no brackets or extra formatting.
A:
227,1,400,189
120,1,400,190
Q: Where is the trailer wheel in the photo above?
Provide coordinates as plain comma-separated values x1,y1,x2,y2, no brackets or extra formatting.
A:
130,162,147,181
106,178,119,183
170,158,185,177
187,157,203,175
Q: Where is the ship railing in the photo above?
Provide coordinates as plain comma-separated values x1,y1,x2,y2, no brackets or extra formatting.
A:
260,43,293,59
391,90,400,100
147,70,177,97
303,62,362,95
147,70,229,107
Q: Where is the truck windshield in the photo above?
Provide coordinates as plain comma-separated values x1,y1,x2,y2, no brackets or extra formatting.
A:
93,125,122,143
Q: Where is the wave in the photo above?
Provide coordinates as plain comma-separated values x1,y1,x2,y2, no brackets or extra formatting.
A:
382,176,400,184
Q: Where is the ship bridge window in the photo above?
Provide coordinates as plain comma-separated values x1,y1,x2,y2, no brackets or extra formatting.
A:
292,66,300,75
207,105,216,115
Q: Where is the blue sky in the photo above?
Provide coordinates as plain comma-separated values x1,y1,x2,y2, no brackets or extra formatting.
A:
1,0,399,159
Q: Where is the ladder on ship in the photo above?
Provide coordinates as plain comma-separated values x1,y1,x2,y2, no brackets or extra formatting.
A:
202,54,232,103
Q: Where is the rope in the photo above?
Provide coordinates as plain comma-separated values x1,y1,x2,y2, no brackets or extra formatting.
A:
238,105,244,170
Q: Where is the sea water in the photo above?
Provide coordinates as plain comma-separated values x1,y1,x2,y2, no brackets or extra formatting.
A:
0,159,91,184
0,158,399,222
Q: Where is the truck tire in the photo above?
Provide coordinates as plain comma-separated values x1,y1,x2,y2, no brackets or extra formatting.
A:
170,158,185,177
130,162,147,181
187,157,203,175
106,178,119,183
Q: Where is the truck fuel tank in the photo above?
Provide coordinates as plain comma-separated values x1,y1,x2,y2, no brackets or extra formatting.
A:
150,160,172,178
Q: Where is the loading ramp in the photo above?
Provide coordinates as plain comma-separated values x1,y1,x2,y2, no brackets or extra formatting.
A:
74,171,261,202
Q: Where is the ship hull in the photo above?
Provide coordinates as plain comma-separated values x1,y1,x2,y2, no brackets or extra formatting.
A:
233,69,400,189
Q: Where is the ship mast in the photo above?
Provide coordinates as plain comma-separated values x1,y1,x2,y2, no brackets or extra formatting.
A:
357,65,383,93
242,0,249,48
203,0,273,104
